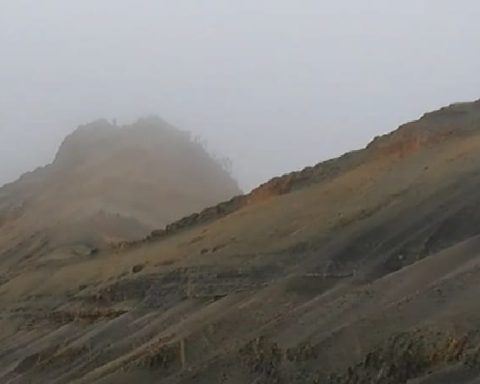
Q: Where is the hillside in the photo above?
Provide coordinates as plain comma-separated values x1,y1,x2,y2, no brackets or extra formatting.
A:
0,117,240,271
3,101,480,383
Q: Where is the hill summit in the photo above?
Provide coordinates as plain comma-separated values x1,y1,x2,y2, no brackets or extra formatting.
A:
0,117,240,267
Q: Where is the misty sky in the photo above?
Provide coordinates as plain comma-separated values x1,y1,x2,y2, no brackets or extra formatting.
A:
1,1,480,191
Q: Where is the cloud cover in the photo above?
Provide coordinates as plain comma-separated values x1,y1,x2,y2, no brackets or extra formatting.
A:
1,0,479,190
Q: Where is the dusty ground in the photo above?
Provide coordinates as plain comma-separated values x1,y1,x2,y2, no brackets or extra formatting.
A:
2,101,480,383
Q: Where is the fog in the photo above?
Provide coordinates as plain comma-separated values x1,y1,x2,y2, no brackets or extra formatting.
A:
1,1,480,191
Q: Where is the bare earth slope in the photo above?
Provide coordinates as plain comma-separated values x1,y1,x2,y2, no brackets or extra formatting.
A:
3,101,480,383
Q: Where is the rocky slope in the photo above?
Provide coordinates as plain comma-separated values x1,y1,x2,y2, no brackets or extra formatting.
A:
2,101,480,383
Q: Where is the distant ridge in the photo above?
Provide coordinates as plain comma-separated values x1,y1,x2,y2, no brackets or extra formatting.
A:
0,117,240,264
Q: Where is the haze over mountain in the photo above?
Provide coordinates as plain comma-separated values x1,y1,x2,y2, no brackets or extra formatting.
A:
0,117,240,271
2,100,480,383
2,1,480,190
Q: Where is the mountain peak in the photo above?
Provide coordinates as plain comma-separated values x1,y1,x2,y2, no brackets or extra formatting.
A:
0,117,241,256
53,119,116,166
